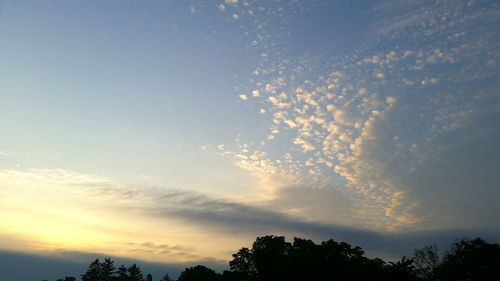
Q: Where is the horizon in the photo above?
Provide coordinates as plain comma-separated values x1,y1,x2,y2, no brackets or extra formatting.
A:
1,0,499,280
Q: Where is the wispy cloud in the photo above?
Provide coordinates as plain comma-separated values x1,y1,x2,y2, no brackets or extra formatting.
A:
0,149,21,157
1,166,499,265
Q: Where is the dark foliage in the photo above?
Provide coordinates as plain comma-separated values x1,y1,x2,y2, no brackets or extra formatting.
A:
80,259,148,281
414,244,440,280
159,273,173,281
101,258,116,281
434,238,500,281
115,265,128,281
56,278,76,281
127,264,144,281
81,259,101,281
222,236,500,281
47,235,499,281
177,265,220,281
224,236,413,281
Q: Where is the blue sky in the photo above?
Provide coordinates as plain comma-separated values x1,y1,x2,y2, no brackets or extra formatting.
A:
0,0,499,280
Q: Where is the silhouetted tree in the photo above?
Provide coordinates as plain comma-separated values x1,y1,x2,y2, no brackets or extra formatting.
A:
414,244,440,280
286,238,321,281
159,273,172,281
82,259,102,281
177,265,220,281
363,258,389,281
385,256,418,281
127,264,144,281
115,265,128,281
251,235,289,281
56,277,76,281
434,238,500,281
101,258,116,281
319,239,376,280
228,247,256,281
222,270,252,281
74,235,500,281
226,235,392,281
81,258,119,281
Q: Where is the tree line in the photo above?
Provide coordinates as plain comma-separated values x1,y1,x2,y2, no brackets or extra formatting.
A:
46,235,500,281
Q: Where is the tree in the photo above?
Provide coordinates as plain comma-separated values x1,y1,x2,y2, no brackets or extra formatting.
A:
82,259,102,281
115,265,128,281
385,256,418,281
414,244,440,280
228,247,256,280
177,265,220,281
286,238,321,281
101,258,116,281
127,264,144,281
159,273,172,281
57,277,76,281
81,258,119,281
72,235,500,281
434,238,500,281
226,235,390,281
251,235,290,281
319,239,373,280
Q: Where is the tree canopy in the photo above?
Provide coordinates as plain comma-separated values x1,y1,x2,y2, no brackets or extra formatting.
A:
46,235,500,281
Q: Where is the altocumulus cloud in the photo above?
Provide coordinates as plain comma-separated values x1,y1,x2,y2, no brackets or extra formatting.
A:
223,0,500,232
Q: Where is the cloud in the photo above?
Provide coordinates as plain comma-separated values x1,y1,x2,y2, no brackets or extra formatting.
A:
0,149,22,157
188,5,196,14
402,111,500,229
2,1,499,275
148,189,363,239
385,96,397,105
0,248,224,281
1,226,499,281
293,138,315,152
335,91,500,229
143,189,500,259
264,185,361,226
218,0,500,233
0,169,228,263
147,189,369,240
1,167,499,268
0,168,346,247
224,0,238,6
0,168,384,261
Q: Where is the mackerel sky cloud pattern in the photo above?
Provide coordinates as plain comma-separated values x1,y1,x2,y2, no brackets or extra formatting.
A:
0,0,498,274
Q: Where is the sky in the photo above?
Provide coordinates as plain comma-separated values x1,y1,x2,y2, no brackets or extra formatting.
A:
0,0,499,279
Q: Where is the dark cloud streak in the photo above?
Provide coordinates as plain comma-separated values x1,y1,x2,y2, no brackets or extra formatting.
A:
148,189,500,259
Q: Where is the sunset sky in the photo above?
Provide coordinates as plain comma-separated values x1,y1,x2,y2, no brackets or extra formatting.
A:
1,0,499,279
